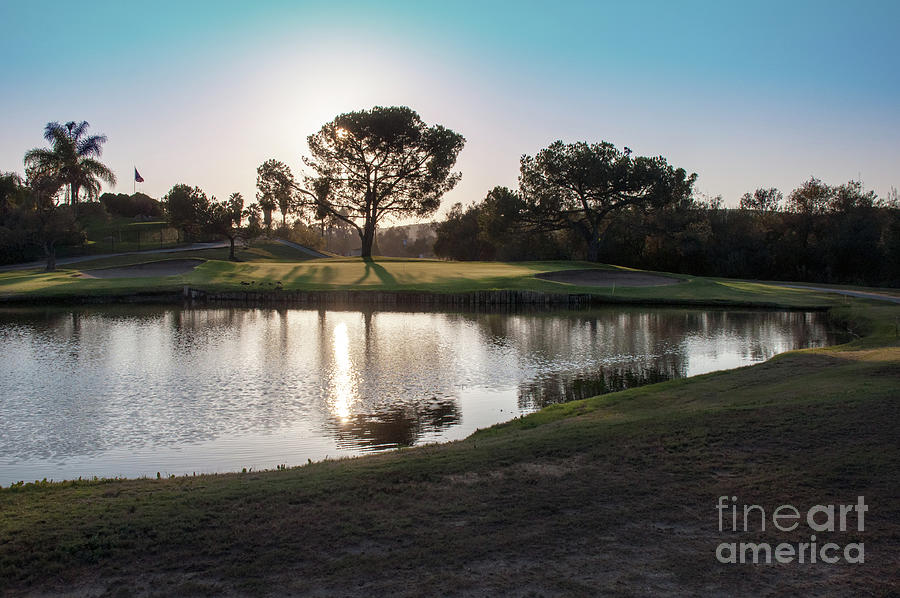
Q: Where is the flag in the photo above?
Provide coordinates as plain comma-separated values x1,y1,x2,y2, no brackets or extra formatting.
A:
134,168,144,183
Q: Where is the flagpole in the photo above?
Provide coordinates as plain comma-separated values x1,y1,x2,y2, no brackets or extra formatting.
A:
133,165,135,195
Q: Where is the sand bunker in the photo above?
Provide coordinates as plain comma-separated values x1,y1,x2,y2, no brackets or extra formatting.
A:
535,269,682,287
81,259,204,279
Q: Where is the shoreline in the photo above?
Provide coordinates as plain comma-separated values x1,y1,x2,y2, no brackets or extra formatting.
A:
0,286,832,311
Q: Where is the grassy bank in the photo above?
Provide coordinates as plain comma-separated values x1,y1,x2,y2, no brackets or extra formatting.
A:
0,265,897,596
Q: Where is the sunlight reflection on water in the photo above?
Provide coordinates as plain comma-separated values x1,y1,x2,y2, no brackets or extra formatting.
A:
329,321,357,422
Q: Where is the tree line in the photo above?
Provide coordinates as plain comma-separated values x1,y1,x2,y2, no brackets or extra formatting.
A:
1,107,465,268
434,143,900,287
3,109,898,286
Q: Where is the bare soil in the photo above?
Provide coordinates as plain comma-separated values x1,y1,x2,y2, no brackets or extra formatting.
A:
79,259,204,279
536,268,682,287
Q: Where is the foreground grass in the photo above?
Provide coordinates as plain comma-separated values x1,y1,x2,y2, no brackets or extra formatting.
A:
0,253,868,309
0,297,897,595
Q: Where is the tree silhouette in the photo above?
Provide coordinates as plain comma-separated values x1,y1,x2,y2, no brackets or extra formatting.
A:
23,121,116,214
164,184,210,242
21,172,80,271
207,192,245,260
739,188,782,212
256,159,295,229
300,106,464,258
519,141,695,261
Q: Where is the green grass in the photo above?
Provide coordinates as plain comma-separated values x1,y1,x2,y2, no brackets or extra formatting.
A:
78,213,168,236
0,261,897,595
0,255,859,308
62,214,180,256
71,240,319,269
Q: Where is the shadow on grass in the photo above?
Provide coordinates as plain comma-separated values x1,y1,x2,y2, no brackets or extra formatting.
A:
364,258,398,286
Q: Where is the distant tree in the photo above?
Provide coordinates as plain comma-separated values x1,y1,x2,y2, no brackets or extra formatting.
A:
1,169,87,268
886,207,900,284
99,192,163,218
224,192,245,259
299,106,465,258
244,202,263,239
207,192,245,260
164,184,210,241
787,177,831,216
22,172,82,271
376,226,407,256
23,121,116,213
226,192,244,225
476,186,529,254
827,180,877,213
785,177,831,277
317,206,356,255
0,172,25,218
825,181,882,282
886,186,900,208
434,187,572,261
880,187,900,283
256,159,295,230
739,187,782,212
0,173,30,263
434,203,490,260
283,219,326,251
518,141,696,261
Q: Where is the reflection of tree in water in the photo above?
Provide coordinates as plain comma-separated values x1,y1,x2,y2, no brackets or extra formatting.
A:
518,355,684,410
456,308,843,411
329,397,460,451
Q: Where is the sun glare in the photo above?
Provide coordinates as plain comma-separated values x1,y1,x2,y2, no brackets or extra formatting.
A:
329,321,357,421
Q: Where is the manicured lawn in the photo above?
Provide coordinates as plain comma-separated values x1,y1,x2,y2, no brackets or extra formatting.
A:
0,255,858,308
70,239,318,268
64,215,179,256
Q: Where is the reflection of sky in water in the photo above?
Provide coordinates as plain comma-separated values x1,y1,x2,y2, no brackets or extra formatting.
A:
0,306,839,483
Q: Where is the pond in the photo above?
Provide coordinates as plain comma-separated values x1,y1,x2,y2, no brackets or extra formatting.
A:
0,305,842,484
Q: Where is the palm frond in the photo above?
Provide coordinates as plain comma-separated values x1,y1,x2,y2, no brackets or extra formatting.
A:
24,147,56,166
79,178,102,201
80,158,117,186
43,121,67,143
76,134,108,158
69,121,89,140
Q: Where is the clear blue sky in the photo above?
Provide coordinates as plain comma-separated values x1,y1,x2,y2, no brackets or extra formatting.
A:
1,0,898,212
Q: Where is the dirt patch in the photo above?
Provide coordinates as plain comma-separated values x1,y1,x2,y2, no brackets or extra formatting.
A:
536,268,682,287
80,259,204,279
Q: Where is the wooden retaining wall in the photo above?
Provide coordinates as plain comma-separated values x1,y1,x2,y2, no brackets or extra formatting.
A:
1,287,823,311
181,287,599,307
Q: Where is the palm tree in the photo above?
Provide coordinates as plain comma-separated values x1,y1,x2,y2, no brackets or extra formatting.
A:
23,121,117,212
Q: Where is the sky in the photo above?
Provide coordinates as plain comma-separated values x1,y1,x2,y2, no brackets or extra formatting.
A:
1,0,899,217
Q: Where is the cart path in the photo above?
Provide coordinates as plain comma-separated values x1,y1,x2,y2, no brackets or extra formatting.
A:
0,242,227,272
771,283,900,304
0,238,331,272
273,238,330,259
